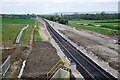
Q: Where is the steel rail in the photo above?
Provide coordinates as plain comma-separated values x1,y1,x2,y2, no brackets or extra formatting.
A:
44,20,117,80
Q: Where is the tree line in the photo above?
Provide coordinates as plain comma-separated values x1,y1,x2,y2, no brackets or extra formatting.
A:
40,12,118,24
41,15,68,24
61,12,118,20
2,14,36,19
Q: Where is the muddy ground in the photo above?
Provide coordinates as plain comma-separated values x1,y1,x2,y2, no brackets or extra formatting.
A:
3,45,30,78
3,18,61,79
60,30,120,72
22,42,60,78
2,45,29,63
2,26,34,78
22,19,60,78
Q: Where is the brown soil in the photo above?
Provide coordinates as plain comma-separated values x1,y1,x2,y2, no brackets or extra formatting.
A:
4,45,30,78
0,22,35,79
22,42,60,78
61,30,98,46
38,26,50,41
2,48,15,63
5,60,22,78
3,28,35,78
29,28,35,47
2,26,35,63
2,45,29,63
60,30,119,71
109,61,120,72
36,18,50,42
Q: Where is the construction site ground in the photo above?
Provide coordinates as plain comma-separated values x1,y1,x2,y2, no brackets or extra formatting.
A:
60,30,119,71
4,45,30,78
22,42,60,78
22,19,60,78
2,19,62,79
48,20,119,78
2,27,35,78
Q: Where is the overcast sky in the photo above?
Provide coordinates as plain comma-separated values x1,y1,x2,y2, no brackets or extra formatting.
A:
1,0,119,14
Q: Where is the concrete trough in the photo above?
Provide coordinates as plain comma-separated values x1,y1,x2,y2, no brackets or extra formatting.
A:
51,68,70,80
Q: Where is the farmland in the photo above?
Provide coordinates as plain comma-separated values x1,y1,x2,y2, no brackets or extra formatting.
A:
68,19,119,36
2,18,34,25
2,18,34,46
2,24,24,45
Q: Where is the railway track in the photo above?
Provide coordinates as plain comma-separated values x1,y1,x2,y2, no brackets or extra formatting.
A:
44,19,117,80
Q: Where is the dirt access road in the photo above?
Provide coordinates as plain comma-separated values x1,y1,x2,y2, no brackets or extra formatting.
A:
22,42,60,78
22,19,60,78
48,20,119,78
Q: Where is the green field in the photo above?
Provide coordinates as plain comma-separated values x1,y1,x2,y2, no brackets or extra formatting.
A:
69,19,118,24
0,18,2,24
2,18,34,25
2,18,34,45
2,24,24,45
68,20,119,36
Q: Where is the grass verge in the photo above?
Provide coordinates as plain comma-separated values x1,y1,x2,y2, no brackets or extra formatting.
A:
20,25,33,45
34,25,41,42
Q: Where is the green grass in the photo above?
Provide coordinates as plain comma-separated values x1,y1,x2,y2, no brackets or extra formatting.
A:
69,20,96,24
0,18,2,43
34,25,41,42
2,24,25,45
0,18,2,24
69,19,118,24
68,22,118,36
2,18,35,45
69,19,118,30
68,20,119,36
20,25,33,44
2,18,34,25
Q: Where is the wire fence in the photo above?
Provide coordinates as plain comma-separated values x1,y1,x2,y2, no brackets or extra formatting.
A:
1,55,11,77
0,69,2,79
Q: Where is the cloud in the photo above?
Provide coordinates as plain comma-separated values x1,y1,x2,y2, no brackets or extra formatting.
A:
2,0,119,3
1,0,118,14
